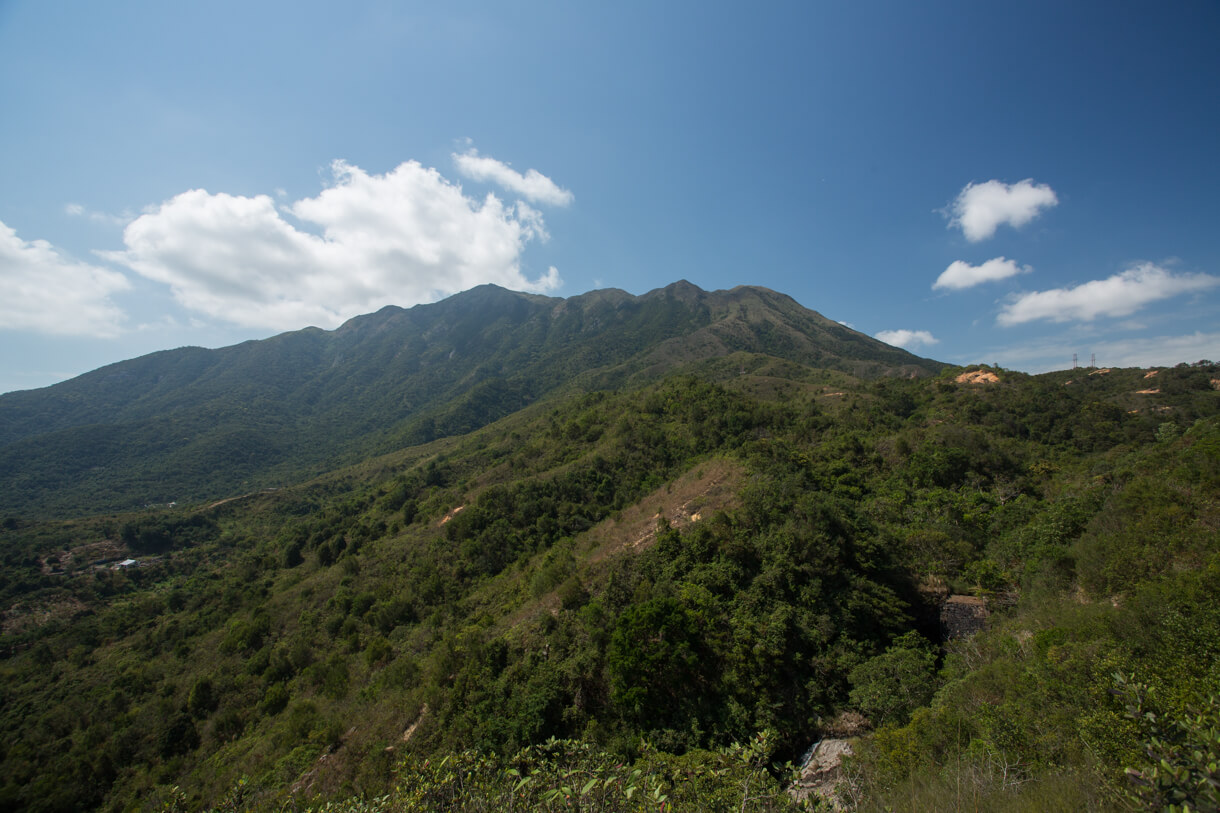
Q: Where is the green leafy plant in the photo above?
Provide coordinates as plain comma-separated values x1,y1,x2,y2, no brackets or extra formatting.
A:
1115,673,1220,812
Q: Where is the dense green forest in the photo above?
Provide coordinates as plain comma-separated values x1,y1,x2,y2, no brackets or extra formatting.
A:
2,349,1218,811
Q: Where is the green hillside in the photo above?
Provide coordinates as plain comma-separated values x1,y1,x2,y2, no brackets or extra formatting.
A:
0,283,939,517
1,347,1218,811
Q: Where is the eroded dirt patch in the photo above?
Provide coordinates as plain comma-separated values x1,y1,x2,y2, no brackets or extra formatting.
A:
2,594,90,636
583,458,745,561
955,370,999,384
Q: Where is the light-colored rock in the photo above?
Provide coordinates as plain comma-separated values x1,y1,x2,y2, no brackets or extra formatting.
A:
955,370,999,384
789,738,855,808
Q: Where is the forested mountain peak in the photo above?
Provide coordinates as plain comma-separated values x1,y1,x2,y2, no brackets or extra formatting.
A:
0,282,939,516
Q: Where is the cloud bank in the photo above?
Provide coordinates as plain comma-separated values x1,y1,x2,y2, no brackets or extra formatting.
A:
974,331,1220,374
0,221,129,336
876,329,939,350
934,257,1031,291
1075,332,1219,369
103,159,566,331
998,262,1219,326
950,179,1058,242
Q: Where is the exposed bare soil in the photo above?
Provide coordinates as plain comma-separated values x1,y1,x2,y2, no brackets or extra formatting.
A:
439,505,466,525
582,458,745,562
955,370,1000,384
2,594,90,636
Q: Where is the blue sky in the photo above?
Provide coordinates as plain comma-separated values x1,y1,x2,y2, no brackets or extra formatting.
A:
2,1,1218,393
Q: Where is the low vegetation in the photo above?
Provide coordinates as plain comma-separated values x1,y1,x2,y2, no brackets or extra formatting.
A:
1,358,1217,811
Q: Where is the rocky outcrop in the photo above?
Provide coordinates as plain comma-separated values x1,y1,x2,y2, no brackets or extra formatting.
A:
955,369,1000,384
789,739,854,808
941,594,988,639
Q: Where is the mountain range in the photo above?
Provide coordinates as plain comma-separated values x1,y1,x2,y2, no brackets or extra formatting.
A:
0,282,939,516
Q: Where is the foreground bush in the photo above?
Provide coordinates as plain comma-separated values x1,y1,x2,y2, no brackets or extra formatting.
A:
167,735,805,812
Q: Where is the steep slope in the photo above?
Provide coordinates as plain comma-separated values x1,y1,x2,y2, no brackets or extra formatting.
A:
0,282,941,515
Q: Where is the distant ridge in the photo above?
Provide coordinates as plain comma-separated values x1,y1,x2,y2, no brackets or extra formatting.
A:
0,282,943,515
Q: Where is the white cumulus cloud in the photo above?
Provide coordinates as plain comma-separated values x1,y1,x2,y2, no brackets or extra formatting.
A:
934,257,1031,290
876,329,939,350
0,220,130,337
101,159,565,331
949,179,1058,242
453,149,574,207
997,263,1219,326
